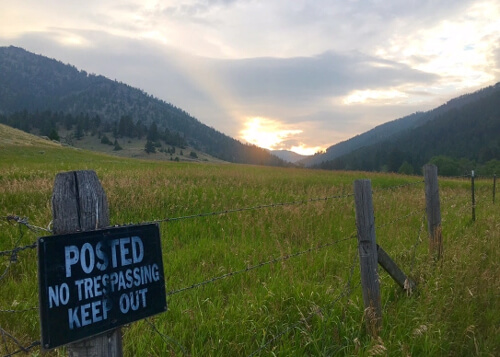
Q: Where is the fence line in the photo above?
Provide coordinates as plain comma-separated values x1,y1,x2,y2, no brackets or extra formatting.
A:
166,234,357,297
0,173,493,356
0,327,40,357
372,180,424,192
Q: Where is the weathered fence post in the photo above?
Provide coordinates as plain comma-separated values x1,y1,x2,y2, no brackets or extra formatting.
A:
354,179,382,336
471,170,476,222
51,170,122,357
424,164,442,260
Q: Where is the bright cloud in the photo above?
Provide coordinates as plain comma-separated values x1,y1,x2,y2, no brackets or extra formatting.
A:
343,89,409,105
240,117,307,149
1,0,500,155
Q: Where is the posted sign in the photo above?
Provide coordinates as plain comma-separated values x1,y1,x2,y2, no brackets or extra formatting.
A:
38,224,166,349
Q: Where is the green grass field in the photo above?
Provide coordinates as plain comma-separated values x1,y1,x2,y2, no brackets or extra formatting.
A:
1,124,498,356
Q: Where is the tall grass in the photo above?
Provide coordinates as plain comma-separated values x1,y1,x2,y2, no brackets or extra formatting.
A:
0,137,498,356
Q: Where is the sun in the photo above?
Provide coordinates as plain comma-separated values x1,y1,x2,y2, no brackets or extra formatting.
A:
240,117,301,150
240,117,323,156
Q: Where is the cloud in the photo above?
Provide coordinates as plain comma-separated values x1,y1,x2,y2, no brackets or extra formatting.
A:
1,0,499,154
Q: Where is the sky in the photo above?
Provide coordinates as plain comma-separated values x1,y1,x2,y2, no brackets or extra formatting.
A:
1,1,500,155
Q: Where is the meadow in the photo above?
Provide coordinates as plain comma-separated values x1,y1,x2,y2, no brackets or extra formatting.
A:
0,125,498,356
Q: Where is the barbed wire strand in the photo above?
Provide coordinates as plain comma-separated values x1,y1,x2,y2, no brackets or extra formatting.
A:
0,215,52,234
145,318,189,356
142,193,355,226
372,180,425,193
376,207,426,230
0,327,40,357
166,234,357,297
247,252,360,357
0,225,26,283
0,307,38,314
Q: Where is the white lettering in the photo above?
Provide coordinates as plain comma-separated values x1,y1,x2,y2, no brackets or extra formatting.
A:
80,243,95,274
68,299,111,330
131,236,144,263
65,245,79,277
95,241,108,271
119,288,148,314
68,306,81,330
110,239,120,268
48,283,70,308
120,238,132,266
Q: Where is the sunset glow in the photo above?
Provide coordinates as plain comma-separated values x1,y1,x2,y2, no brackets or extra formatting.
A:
240,117,320,155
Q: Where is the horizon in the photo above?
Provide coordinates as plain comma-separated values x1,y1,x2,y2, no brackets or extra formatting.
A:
1,1,499,155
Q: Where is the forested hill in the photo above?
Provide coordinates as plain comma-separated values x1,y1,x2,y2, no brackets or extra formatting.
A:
0,46,286,166
300,83,500,168
316,83,500,176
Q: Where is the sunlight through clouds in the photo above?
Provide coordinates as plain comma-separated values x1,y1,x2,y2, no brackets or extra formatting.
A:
1,0,500,154
241,117,303,150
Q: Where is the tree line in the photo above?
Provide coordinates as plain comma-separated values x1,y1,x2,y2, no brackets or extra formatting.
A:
316,88,500,176
0,110,187,149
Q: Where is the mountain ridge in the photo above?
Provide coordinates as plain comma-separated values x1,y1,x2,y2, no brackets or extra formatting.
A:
0,46,287,166
299,83,500,167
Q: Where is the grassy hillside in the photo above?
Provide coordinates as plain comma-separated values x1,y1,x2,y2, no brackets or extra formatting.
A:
1,126,498,356
0,46,286,167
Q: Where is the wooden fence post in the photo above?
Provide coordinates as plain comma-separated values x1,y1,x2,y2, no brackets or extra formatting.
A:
354,179,382,336
51,170,122,357
471,170,476,222
424,164,442,260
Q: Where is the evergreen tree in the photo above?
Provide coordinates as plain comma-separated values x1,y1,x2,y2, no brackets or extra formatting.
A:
145,140,156,154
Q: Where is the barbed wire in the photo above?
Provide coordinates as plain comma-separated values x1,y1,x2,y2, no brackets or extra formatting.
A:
141,192,355,226
247,252,360,357
372,180,424,192
0,176,484,356
0,242,38,259
0,307,38,314
167,234,357,297
0,327,40,357
0,215,52,234
375,208,426,230
145,318,189,356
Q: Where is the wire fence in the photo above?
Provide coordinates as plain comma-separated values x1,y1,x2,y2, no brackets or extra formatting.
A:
0,173,496,356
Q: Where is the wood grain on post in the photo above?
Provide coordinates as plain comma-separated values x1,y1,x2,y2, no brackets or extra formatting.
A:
424,164,442,260
354,179,382,335
52,170,122,357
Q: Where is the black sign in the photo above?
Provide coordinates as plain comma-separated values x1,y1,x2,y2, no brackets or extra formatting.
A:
38,224,166,349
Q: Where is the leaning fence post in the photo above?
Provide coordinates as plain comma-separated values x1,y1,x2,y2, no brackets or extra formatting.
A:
424,164,442,260
354,179,382,336
51,170,122,357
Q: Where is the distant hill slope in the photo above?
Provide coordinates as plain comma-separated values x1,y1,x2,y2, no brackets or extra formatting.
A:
0,46,286,166
317,84,500,175
300,83,500,167
0,123,61,149
271,150,309,163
